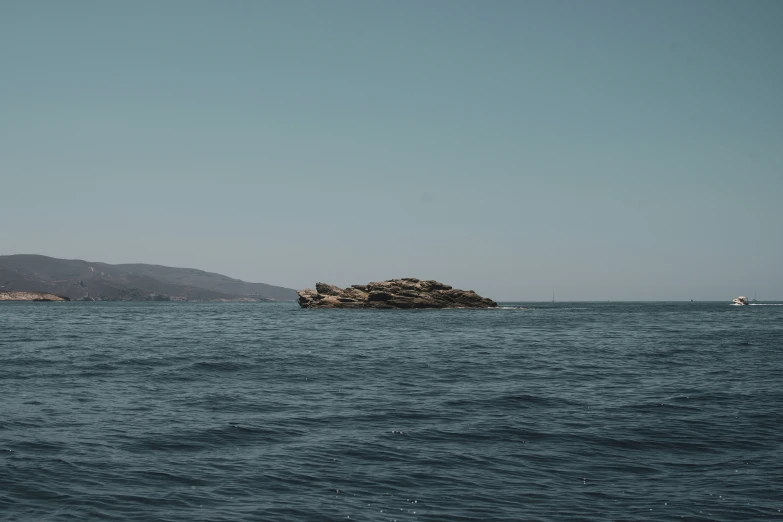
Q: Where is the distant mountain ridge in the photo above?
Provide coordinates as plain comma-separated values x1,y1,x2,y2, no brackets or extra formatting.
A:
0,255,297,302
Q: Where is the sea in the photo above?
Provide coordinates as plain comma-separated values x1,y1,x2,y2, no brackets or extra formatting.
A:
1,301,781,521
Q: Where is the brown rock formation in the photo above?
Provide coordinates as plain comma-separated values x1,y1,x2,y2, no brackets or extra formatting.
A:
297,278,497,309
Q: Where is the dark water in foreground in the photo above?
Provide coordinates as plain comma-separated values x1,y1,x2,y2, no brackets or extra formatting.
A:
1,302,782,521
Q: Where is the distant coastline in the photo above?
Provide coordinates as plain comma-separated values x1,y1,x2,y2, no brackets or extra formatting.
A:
0,254,298,302
0,291,69,302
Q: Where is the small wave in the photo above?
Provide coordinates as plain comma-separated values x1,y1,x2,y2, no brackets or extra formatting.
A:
749,303,783,306
446,393,582,409
128,423,305,452
495,306,590,310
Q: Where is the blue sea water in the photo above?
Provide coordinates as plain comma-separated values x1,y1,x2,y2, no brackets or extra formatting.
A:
1,301,782,521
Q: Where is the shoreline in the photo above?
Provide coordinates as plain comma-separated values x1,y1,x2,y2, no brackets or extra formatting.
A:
0,291,70,301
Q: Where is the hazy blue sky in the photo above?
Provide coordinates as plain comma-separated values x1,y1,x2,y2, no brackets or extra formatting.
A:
2,0,781,300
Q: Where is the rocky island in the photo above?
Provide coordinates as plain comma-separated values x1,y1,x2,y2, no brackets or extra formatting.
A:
297,278,497,309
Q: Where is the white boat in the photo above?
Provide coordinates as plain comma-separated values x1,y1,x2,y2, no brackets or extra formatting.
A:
732,296,749,306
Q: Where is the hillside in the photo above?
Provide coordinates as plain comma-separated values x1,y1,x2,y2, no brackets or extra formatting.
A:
0,255,297,302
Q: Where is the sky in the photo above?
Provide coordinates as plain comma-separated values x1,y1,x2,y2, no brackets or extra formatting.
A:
1,0,781,301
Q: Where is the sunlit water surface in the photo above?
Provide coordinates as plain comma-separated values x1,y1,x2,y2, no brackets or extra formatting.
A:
1,301,781,521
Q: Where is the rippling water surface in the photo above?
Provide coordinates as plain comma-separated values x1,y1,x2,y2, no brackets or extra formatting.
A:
1,302,782,521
